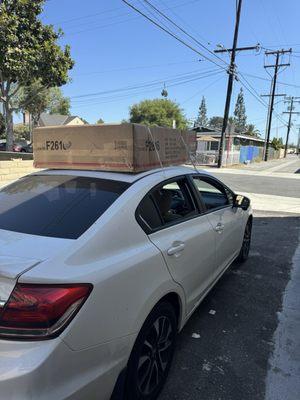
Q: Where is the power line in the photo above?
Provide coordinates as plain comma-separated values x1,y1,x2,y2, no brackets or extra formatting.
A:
71,68,223,101
121,0,228,71
262,49,292,160
181,75,224,104
217,0,243,168
71,71,224,109
240,72,300,90
51,0,200,26
282,96,300,157
238,74,289,129
141,0,228,67
73,60,200,77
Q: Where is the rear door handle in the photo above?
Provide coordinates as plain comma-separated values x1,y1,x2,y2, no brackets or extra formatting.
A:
167,242,185,256
214,223,225,233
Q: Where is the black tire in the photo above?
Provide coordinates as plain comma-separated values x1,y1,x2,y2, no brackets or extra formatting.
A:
237,219,252,262
125,302,177,400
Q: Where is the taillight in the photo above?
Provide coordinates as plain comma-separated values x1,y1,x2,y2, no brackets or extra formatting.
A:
0,283,92,340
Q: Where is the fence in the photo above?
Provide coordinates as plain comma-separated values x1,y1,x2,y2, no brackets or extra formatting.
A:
0,159,40,187
195,145,282,166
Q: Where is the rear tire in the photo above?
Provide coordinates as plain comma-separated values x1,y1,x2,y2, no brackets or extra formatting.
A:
125,302,177,400
237,219,252,262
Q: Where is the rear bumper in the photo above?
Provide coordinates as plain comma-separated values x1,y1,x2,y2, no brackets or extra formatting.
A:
0,334,136,400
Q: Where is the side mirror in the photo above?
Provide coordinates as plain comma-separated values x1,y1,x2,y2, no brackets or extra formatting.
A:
233,194,250,211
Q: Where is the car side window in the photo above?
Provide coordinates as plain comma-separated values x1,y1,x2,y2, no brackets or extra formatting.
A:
137,195,162,232
192,177,229,211
152,178,197,225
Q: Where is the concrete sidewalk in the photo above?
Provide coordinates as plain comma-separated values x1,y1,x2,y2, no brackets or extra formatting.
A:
265,236,300,400
241,192,300,215
193,155,300,178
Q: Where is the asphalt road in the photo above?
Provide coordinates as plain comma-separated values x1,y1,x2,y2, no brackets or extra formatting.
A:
210,173,299,198
159,212,300,400
206,156,300,198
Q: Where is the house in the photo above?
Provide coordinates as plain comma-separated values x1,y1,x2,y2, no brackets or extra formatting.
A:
38,113,85,127
192,125,280,165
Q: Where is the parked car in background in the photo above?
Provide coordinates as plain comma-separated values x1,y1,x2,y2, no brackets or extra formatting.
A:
23,142,33,153
0,166,252,400
0,140,30,152
0,141,6,151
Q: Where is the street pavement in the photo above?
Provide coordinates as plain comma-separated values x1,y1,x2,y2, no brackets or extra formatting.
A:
161,156,300,400
203,155,300,214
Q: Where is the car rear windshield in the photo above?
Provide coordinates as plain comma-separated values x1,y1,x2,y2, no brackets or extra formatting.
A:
0,175,129,239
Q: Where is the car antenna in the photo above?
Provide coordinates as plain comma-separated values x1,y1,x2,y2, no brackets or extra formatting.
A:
180,134,201,175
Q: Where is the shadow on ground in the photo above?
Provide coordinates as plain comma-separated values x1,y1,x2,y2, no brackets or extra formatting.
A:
159,215,300,400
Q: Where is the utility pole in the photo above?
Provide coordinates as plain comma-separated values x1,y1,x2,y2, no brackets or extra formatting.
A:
215,0,259,168
263,49,292,161
216,0,242,168
260,93,286,159
282,96,300,157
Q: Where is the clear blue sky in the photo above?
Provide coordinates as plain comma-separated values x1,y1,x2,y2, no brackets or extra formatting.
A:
41,0,300,144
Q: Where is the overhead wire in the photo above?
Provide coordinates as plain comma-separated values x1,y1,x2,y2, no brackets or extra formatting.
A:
72,60,201,77
71,69,224,104
121,0,228,71
140,0,228,67
71,72,224,109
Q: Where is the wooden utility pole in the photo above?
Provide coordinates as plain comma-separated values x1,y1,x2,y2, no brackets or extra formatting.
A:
215,0,259,168
263,49,292,161
215,0,242,168
260,93,286,159
283,96,300,157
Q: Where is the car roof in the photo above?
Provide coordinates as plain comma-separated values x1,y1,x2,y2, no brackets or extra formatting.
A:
32,166,211,183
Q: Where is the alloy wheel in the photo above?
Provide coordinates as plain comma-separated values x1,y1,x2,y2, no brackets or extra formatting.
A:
137,316,174,396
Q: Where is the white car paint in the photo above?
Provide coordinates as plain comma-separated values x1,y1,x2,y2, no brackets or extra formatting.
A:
0,166,252,399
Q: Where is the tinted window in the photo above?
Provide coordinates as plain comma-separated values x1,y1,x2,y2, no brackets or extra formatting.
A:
153,179,196,225
0,175,129,239
137,196,162,232
193,177,229,211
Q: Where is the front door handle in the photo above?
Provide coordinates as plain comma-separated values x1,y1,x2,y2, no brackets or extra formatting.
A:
167,242,185,256
214,223,225,233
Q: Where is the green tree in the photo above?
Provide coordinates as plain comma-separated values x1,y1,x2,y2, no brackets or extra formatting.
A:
17,82,49,126
195,96,208,127
271,137,284,150
17,84,71,126
129,98,188,129
233,88,247,132
96,118,104,124
0,0,74,150
209,116,224,130
47,87,70,115
14,123,30,141
245,124,260,137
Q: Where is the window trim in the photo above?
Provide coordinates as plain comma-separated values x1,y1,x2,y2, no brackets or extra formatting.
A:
135,175,203,235
190,174,235,215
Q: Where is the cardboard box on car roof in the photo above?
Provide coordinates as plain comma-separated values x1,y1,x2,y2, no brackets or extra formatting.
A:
33,123,196,173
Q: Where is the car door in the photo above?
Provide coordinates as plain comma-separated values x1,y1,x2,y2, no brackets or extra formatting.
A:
191,175,244,273
136,176,216,315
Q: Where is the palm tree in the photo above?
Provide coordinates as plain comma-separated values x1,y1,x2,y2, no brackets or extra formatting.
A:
245,124,260,137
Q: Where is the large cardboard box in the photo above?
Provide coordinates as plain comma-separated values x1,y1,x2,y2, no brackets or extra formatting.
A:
33,123,196,173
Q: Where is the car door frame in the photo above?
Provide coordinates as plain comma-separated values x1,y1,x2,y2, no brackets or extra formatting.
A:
186,173,244,273
135,174,204,234
135,173,219,315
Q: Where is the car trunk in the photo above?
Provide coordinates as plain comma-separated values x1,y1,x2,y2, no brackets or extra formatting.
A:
0,229,72,306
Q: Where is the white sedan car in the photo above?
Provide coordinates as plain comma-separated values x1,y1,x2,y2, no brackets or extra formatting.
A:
0,166,252,400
